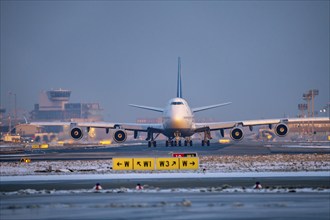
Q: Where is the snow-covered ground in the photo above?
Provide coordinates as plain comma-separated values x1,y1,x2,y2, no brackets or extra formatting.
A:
1,154,329,196
1,154,329,177
2,185,330,196
1,171,329,182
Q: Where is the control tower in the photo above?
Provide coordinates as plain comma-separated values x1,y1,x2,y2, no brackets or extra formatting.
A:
39,89,71,111
31,89,102,121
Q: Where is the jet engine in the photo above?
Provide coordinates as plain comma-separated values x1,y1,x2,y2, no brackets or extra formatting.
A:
274,123,288,137
70,127,83,140
230,127,244,141
113,130,127,143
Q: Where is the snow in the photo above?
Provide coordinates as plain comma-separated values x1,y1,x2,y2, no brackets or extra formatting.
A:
1,154,329,182
1,154,330,177
1,171,329,182
1,154,329,197
282,145,330,149
2,185,330,196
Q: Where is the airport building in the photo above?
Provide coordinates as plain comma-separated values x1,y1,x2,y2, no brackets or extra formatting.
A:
30,89,102,122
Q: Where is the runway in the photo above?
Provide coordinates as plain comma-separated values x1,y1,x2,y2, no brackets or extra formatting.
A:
2,173,330,220
1,142,329,161
2,191,330,220
2,173,330,191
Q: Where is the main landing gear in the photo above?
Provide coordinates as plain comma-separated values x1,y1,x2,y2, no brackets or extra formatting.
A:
147,132,159,148
201,140,210,146
146,130,211,147
184,139,193,146
201,129,211,146
148,140,156,147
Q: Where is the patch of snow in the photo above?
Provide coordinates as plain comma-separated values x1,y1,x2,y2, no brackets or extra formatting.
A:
1,171,329,182
2,186,330,196
282,145,330,149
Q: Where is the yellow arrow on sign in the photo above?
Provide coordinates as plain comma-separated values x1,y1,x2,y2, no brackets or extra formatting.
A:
179,157,199,170
133,158,155,170
113,158,134,170
156,158,179,170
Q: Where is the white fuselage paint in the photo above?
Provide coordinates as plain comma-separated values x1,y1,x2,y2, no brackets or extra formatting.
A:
162,97,195,138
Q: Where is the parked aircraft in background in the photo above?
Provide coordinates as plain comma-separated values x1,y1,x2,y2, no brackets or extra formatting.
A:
31,57,290,147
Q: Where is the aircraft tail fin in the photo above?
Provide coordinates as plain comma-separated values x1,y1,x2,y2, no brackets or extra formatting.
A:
177,57,182,98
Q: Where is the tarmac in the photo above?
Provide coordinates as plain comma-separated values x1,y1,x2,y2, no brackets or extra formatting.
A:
1,142,329,219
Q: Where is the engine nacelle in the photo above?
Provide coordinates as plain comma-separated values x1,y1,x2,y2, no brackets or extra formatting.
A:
230,127,244,141
274,123,288,137
113,130,127,143
70,127,83,140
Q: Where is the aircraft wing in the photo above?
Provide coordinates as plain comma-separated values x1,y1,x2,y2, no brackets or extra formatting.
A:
30,121,163,132
30,121,116,128
195,117,330,131
195,118,288,131
113,123,163,131
129,104,164,112
192,102,232,113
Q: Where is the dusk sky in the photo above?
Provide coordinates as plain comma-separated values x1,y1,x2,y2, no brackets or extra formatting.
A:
1,1,329,122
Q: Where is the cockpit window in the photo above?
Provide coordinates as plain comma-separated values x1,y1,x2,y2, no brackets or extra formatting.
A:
171,102,184,105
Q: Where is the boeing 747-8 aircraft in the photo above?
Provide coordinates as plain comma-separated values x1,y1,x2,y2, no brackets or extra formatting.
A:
32,58,296,147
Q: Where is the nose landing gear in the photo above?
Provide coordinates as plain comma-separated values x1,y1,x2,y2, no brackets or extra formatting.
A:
165,131,193,147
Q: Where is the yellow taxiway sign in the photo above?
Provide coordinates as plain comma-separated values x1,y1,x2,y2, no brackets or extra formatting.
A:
133,158,155,170
112,158,134,170
156,158,179,170
179,157,199,170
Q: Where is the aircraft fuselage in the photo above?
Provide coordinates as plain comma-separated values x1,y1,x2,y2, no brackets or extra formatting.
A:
162,97,195,138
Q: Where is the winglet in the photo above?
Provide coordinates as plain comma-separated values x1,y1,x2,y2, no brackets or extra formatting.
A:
177,57,182,98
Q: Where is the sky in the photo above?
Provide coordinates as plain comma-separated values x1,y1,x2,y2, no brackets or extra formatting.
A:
1,0,329,123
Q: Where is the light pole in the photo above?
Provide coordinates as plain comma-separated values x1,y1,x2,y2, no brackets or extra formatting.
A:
310,89,319,137
303,92,311,134
8,92,17,134
14,93,17,127
310,89,319,118
303,89,319,139
298,103,307,135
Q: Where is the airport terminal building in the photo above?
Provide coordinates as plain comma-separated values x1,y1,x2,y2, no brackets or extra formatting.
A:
26,89,103,136
30,89,102,122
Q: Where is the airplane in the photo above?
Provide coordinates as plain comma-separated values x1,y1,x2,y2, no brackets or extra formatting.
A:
31,57,290,147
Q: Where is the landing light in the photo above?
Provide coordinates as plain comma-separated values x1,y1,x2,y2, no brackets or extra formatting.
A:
219,139,230,144
173,116,182,122
99,140,111,145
